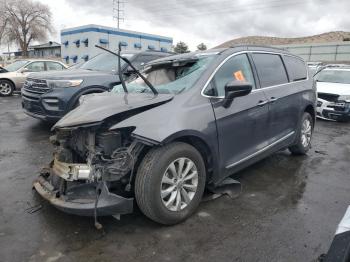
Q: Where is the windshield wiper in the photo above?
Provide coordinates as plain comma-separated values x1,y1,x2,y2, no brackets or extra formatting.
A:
95,44,158,95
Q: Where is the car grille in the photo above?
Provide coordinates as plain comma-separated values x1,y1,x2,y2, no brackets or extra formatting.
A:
23,78,51,95
318,93,339,102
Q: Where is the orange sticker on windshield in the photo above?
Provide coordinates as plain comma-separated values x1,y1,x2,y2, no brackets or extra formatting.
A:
234,70,245,81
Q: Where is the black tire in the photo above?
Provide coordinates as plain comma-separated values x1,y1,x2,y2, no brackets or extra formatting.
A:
0,80,15,96
289,112,313,155
135,142,206,225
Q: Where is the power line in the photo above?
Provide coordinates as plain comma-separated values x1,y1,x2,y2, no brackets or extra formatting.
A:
113,0,125,29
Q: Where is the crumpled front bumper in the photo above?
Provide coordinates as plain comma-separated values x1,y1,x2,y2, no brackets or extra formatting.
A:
33,172,134,217
316,99,350,122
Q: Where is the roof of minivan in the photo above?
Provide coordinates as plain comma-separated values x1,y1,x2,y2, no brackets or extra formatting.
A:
147,45,294,66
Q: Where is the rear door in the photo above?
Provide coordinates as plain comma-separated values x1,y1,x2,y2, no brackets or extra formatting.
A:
204,53,270,178
251,53,305,143
46,61,65,71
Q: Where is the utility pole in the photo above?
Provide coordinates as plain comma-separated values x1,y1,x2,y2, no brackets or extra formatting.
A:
113,0,125,29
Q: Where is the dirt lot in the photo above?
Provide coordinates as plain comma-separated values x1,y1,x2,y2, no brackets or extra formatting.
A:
0,95,349,262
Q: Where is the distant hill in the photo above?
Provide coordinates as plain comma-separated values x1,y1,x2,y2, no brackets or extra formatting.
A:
216,31,350,48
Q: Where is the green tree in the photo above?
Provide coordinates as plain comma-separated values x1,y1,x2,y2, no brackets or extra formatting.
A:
174,41,190,53
197,43,207,51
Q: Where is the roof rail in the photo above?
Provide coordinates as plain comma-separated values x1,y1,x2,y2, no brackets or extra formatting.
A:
229,44,288,52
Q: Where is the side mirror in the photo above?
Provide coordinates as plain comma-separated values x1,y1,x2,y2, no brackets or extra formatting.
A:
124,66,136,76
20,67,29,73
223,81,253,108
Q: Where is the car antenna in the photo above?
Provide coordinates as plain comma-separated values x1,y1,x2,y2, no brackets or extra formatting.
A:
95,45,158,95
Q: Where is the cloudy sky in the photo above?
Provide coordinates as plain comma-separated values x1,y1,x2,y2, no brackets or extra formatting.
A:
15,0,350,50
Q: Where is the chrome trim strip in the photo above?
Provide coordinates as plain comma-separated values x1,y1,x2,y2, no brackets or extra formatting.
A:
201,50,309,99
225,131,295,169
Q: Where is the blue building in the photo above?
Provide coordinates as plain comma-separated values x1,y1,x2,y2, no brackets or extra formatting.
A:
61,24,173,64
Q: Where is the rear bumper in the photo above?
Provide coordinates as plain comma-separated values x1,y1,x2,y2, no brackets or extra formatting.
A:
34,173,133,217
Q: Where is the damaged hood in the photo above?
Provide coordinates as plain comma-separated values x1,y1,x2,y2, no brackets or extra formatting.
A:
29,69,116,80
53,92,174,129
317,82,350,96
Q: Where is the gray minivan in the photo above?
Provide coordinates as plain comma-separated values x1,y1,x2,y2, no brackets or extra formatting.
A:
34,46,316,225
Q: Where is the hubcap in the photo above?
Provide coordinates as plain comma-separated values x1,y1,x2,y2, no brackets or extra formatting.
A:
301,118,312,148
0,82,12,95
160,157,198,211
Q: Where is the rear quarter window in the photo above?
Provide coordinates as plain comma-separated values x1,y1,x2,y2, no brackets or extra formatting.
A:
251,53,289,88
283,56,307,81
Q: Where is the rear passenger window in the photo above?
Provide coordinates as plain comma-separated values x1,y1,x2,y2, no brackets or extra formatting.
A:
252,53,288,88
46,62,64,71
283,56,307,81
208,54,256,97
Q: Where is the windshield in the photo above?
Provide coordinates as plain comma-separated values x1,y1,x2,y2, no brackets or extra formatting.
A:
317,70,350,84
112,56,215,95
4,60,29,72
80,52,134,72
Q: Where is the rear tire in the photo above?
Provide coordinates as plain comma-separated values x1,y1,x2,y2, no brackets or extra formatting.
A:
289,112,313,155
0,80,14,96
135,142,206,225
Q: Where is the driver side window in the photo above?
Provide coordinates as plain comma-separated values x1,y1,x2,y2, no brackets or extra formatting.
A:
208,54,256,97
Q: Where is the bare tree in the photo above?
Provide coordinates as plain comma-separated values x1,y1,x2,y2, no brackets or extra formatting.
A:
0,0,54,57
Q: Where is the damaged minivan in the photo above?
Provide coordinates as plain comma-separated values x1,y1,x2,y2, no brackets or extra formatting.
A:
34,46,316,225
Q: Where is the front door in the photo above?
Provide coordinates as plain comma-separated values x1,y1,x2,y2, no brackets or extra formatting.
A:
205,53,270,180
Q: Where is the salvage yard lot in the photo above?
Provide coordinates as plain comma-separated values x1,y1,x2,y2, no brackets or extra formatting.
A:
1,95,349,262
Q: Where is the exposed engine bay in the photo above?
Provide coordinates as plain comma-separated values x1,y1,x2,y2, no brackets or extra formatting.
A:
34,125,148,228
51,127,144,183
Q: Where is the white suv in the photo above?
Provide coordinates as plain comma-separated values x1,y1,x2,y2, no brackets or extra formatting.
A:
316,67,350,122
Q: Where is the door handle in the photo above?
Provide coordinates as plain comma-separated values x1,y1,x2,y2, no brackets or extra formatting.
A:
270,97,279,103
257,100,269,107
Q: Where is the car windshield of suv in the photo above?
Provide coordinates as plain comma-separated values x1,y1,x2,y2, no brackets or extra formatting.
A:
4,60,29,72
112,55,215,95
317,69,350,84
80,52,134,72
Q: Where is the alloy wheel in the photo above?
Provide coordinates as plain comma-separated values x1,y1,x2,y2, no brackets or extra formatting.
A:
0,82,12,96
301,118,312,148
160,157,199,211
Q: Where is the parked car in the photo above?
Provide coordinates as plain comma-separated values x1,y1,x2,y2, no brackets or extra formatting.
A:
34,46,316,225
22,50,172,122
0,59,67,96
316,66,350,122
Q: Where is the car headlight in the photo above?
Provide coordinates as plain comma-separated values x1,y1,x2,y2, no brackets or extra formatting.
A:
338,95,350,102
47,79,83,88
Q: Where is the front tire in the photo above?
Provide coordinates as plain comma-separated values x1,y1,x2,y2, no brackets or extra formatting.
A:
0,80,14,96
289,112,313,155
135,142,206,225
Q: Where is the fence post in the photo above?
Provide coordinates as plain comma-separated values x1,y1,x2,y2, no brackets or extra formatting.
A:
334,45,339,61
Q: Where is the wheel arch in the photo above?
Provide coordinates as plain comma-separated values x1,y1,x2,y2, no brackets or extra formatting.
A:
0,78,16,88
68,85,108,111
161,131,217,183
304,104,316,126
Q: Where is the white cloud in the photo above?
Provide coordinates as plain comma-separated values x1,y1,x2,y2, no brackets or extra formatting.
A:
2,0,350,53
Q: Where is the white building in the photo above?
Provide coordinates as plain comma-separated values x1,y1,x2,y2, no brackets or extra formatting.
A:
61,24,173,64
